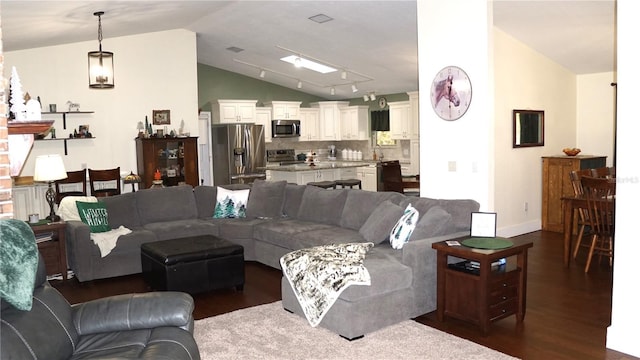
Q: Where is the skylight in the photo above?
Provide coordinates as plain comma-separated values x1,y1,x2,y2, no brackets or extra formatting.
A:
280,55,337,74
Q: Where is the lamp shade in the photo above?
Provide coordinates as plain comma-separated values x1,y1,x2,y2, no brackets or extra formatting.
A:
88,50,115,88
123,171,142,184
33,154,67,182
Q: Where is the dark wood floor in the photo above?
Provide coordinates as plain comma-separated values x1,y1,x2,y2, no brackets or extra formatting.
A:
52,231,635,360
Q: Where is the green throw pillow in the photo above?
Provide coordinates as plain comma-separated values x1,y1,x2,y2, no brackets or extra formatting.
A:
0,219,39,311
76,201,111,233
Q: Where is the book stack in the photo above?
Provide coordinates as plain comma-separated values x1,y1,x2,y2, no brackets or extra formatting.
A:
35,232,54,243
448,258,507,275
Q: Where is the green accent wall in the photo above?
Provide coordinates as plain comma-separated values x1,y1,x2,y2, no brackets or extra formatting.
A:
197,63,413,114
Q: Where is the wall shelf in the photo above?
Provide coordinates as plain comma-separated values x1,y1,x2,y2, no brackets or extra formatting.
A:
35,137,96,155
42,111,94,129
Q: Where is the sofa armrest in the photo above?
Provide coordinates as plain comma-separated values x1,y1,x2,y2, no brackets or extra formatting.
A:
400,231,469,316
72,292,195,335
64,220,95,281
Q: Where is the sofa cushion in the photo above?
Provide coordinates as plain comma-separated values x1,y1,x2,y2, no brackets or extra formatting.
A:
297,186,348,226
282,184,307,218
76,201,111,233
390,204,419,249
338,247,412,302
215,218,268,240
194,186,218,219
400,197,479,232
142,219,219,241
137,186,198,224
245,180,287,219
340,190,405,230
214,187,250,218
409,206,453,241
101,192,140,228
293,227,366,249
254,219,333,250
359,200,405,244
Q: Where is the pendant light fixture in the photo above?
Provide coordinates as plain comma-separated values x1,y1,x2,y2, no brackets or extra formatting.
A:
88,11,114,89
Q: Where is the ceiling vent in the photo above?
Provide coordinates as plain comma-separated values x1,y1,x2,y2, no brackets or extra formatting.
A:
308,14,333,24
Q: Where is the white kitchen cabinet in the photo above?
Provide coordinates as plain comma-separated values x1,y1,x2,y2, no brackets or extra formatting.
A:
255,107,272,142
389,101,412,139
299,108,320,141
12,184,51,221
214,100,257,123
409,139,420,176
339,167,357,179
269,168,338,185
407,91,420,139
340,106,370,140
310,101,349,141
264,101,301,120
357,166,378,192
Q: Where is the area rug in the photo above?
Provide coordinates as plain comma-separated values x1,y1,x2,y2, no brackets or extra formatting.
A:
194,301,518,360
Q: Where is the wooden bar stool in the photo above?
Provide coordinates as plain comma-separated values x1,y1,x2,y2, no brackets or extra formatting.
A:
335,179,362,189
307,181,337,189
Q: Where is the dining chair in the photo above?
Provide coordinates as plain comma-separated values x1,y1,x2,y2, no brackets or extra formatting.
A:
88,167,122,198
569,169,593,260
380,160,420,196
579,176,615,273
54,169,87,204
590,166,615,178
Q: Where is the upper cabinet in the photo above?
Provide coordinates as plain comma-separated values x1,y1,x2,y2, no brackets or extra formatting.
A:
214,100,257,123
299,108,320,141
407,91,420,139
264,101,301,120
310,101,349,141
340,106,370,140
389,101,411,139
255,107,272,142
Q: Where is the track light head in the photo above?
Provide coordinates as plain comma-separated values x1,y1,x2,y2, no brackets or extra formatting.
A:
352,84,358,93
297,80,303,89
341,71,347,80
330,87,335,95
370,93,376,101
259,70,266,78
363,94,369,102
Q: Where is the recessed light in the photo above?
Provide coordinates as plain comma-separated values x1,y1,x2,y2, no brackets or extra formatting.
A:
280,55,336,74
309,14,333,24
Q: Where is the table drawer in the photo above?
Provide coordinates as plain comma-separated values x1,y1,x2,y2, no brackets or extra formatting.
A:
490,270,519,291
489,298,518,320
489,285,518,305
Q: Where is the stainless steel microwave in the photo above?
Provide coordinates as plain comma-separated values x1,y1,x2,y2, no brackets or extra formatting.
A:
271,119,300,138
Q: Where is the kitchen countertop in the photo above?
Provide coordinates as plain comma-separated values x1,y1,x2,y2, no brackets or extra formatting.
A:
263,160,407,172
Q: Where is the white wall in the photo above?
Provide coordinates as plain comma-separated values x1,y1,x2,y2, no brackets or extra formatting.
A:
493,28,577,237
577,72,616,167
606,0,640,356
5,29,199,179
417,0,493,208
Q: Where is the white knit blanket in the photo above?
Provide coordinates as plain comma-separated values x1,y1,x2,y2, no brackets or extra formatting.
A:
280,242,373,327
90,226,132,257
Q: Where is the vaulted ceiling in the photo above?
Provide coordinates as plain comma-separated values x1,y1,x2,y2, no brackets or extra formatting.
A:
1,1,615,99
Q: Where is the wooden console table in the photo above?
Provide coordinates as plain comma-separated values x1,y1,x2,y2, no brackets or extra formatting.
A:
432,238,533,334
29,221,68,280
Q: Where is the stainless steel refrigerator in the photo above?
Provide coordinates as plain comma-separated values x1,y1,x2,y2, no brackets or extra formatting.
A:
211,124,266,185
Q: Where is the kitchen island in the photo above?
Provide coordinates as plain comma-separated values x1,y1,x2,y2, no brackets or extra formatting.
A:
266,161,379,191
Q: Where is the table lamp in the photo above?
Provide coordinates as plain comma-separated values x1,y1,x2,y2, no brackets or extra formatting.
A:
33,154,68,222
123,171,142,192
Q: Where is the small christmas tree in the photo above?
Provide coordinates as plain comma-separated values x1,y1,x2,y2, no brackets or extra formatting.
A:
9,67,27,121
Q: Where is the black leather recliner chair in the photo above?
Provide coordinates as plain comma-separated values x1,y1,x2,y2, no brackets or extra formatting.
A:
1,255,201,359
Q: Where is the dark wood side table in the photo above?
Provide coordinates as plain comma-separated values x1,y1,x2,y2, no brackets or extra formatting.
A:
29,221,68,280
432,237,533,334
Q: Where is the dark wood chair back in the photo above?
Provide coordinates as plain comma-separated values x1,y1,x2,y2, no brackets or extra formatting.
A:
590,166,615,178
580,176,615,272
380,160,420,195
54,169,87,204
89,167,122,198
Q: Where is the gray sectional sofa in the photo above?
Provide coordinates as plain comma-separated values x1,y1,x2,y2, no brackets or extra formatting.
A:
64,180,479,339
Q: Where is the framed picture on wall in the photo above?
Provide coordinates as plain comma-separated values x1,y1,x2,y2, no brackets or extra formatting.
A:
153,110,170,125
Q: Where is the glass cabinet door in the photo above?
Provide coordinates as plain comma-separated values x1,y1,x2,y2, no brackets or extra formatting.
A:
157,140,186,186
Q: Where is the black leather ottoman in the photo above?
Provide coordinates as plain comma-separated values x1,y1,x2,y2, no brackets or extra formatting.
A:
141,235,244,294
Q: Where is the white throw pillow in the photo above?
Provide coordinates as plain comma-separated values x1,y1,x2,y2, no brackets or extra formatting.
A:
214,187,250,218
389,203,419,249
57,196,98,221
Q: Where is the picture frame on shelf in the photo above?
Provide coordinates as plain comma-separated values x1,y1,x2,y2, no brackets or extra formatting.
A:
78,124,90,138
153,109,170,125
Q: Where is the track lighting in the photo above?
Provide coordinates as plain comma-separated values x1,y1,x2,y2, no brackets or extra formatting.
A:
294,57,302,68
363,94,369,102
370,93,376,101
351,84,358,93
330,87,335,95
259,69,266,78
341,71,347,80
297,80,303,89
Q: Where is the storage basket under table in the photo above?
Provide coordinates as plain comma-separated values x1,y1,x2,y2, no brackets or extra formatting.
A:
141,235,244,294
